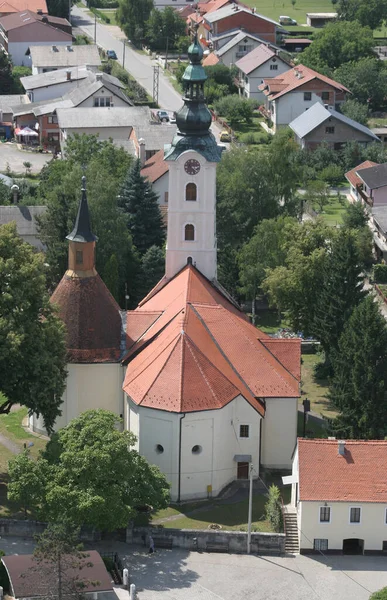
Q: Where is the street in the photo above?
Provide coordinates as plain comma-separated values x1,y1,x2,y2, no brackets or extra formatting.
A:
71,6,183,112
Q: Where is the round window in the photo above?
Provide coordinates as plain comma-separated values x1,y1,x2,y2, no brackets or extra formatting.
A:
156,444,164,454
192,445,202,454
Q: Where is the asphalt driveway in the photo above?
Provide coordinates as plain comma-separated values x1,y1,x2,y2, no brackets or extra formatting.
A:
0,142,52,174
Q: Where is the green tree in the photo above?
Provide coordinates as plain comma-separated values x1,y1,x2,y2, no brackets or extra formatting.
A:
9,410,170,530
265,485,283,533
330,296,387,439
340,98,369,125
46,0,71,18
176,35,191,56
0,223,67,430
0,180,11,204
342,201,368,229
7,450,45,517
334,58,387,111
102,253,119,301
304,179,330,212
0,49,13,94
11,66,32,93
118,159,165,256
337,0,387,30
301,21,375,72
117,0,154,42
139,245,165,298
311,229,366,371
214,95,255,126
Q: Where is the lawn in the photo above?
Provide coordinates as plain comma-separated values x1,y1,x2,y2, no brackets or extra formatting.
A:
99,9,118,26
311,195,349,226
368,118,387,129
300,353,338,419
240,0,335,24
254,309,290,334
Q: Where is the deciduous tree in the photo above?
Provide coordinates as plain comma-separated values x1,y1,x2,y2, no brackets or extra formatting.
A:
335,58,387,112
340,99,369,125
8,410,170,530
117,0,154,42
0,223,67,430
336,0,387,30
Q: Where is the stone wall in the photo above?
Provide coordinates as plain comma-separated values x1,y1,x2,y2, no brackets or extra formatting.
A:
127,526,285,555
0,519,101,542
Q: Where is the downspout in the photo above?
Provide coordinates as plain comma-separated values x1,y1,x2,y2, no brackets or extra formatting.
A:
178,413,186,503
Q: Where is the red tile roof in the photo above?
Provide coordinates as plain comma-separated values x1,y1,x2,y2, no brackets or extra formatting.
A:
51,273,122,363
123,265,300,414
0,0,47,14
259,64,350,100
203,52,220,66
345,160,378,188
298,439,387,503
141,149,169,183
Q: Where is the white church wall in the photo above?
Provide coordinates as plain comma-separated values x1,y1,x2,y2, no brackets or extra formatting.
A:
127,395,261,501
153,173,169,205
30,363,124,434
260,397,298,469
165,150,217,280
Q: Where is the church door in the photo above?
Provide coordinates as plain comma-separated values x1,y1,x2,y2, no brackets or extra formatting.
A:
237,462,249,479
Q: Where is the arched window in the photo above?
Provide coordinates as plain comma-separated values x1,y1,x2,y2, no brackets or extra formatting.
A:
186,182,197,201
185,224,195,241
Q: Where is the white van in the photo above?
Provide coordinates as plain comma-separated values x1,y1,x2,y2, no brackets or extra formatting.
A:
279,15,297,25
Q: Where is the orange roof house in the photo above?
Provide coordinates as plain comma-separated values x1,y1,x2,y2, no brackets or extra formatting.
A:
0,0,47,15
287,439,387,554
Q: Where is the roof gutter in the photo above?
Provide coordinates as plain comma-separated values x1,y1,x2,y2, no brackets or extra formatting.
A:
177,413,186,503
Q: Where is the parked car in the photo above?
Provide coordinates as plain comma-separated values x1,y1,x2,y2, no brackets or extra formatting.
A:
279,15,297,25
107,49,117,59
157,110,170,122
220,130,231,142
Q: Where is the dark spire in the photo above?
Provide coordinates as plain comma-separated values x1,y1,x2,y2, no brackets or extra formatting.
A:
66,176,98,243
175,25,212,136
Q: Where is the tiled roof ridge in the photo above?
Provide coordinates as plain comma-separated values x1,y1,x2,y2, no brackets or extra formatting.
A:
137,334,182,405
189,303,258,403
260,338,300,383
196,303,299,393
299,438,387,444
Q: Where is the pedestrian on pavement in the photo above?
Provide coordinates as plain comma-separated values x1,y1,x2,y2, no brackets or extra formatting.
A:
148,535,155,554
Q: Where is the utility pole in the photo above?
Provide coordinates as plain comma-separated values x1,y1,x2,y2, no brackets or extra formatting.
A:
68,0,71,23
165,36,169,70
123,40,126,69
94,13,97,44
153,64,159,105
247,462,253,554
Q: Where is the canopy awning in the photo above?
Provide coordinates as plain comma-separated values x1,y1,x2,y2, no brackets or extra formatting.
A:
234,454,252,462
15,127,38,137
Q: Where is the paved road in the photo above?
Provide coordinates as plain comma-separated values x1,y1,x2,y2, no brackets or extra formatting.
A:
0,143,52,174
1,537,386,600
71,6,183,112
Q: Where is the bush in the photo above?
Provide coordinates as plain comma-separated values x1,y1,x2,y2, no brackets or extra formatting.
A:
370,588,387,600
318,164,343,186
90,7,110,23
265,485,283,533
373,264,387,283
239,131,271,145
214,95,256,126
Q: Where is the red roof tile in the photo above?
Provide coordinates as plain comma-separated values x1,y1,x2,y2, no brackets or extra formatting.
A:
259,64,349,100
345,160,378,188
298,439,387,503
0,0,47,14
51,273,122,363
140,149,169,184
203,52,220,66
123,265,300,414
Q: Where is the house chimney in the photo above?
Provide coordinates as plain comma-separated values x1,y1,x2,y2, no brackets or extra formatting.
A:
66,69,71,81
37,7,42,13
338,440,345,456
139,138,146,166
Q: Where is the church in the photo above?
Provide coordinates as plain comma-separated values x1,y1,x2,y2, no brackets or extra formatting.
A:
30,33,301,501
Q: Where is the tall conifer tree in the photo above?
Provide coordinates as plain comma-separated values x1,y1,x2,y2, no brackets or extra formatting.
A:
119,159,165,256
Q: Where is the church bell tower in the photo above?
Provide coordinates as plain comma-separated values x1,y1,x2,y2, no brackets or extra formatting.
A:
164,28,222,281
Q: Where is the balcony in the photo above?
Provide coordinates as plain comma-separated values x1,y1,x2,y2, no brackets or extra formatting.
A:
234,77,244,88
259,105,272,120
357,186,373,207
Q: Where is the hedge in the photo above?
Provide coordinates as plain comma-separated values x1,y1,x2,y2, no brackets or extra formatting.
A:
373,263,387,284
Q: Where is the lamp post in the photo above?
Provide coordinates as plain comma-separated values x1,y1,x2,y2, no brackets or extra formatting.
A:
164,35,169,70
247,462,253,554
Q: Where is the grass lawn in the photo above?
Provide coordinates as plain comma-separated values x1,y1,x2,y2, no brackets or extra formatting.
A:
300,353,338,418
231,116,266,136
240,0,334,24
0,407,47,459
368,117,387,128
99,9,118,26
254,309,290,334
312,195,348,227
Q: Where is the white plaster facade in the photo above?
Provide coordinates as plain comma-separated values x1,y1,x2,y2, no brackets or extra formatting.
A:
153,171,169,206
126,394,262,501
60,124,133,154
261,397,298,469
10,40,69,67
26,77,86,103
217,37,263,68
165,149,217,281
30,363,124,434
270,92,324,130
239,57,291,102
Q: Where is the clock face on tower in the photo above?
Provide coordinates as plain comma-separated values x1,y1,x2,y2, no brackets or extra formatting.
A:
184,159,201,175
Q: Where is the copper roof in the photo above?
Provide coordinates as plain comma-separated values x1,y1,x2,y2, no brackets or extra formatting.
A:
141,149,169,183
345,160,378,188
298,439,387,503
259,64,349,100
51,273,122,363
123,265,300,414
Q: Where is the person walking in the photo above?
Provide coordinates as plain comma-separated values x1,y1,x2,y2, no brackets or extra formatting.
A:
148,535,155,554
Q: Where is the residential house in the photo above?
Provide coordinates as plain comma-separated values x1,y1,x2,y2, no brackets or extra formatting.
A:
56,106,151,153
236,43,292,101
21,64,90,102
370,206,387,260
0,205,47,250
0,0,47,17
186,0,236,42
2,551,116,600
351,162,387,208
289,103,379,150
205,30,282,68
259,64,349,131
131,121,177,161
306,12,337,27
345,160,378,204
141,148,170,207
282,38,312,52
203,5,283,46
0,93,28,138
28,43,101,74
288,438,387,555
0,11,72,66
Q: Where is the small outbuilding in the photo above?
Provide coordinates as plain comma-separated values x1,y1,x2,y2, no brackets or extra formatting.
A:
306,12,337,27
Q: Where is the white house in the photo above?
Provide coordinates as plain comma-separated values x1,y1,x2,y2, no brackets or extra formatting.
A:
21,65,90,102
236,43,292,101
288,438,387,555
205,31,275,68
141,148,170,205
31,33,301,502
28,43,101,74
259,64,349,131
345,160,379,205
0,205,46,250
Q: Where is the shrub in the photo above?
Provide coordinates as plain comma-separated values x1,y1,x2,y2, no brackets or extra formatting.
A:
214,95,256,126
370,588,387,600
318,164,343,186
373,264,387,283
265,485,283,533
239,131,271,145
90,7,110,23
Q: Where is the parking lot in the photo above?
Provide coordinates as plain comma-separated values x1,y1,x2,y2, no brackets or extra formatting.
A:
0,142,52,174
1,537,387,600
